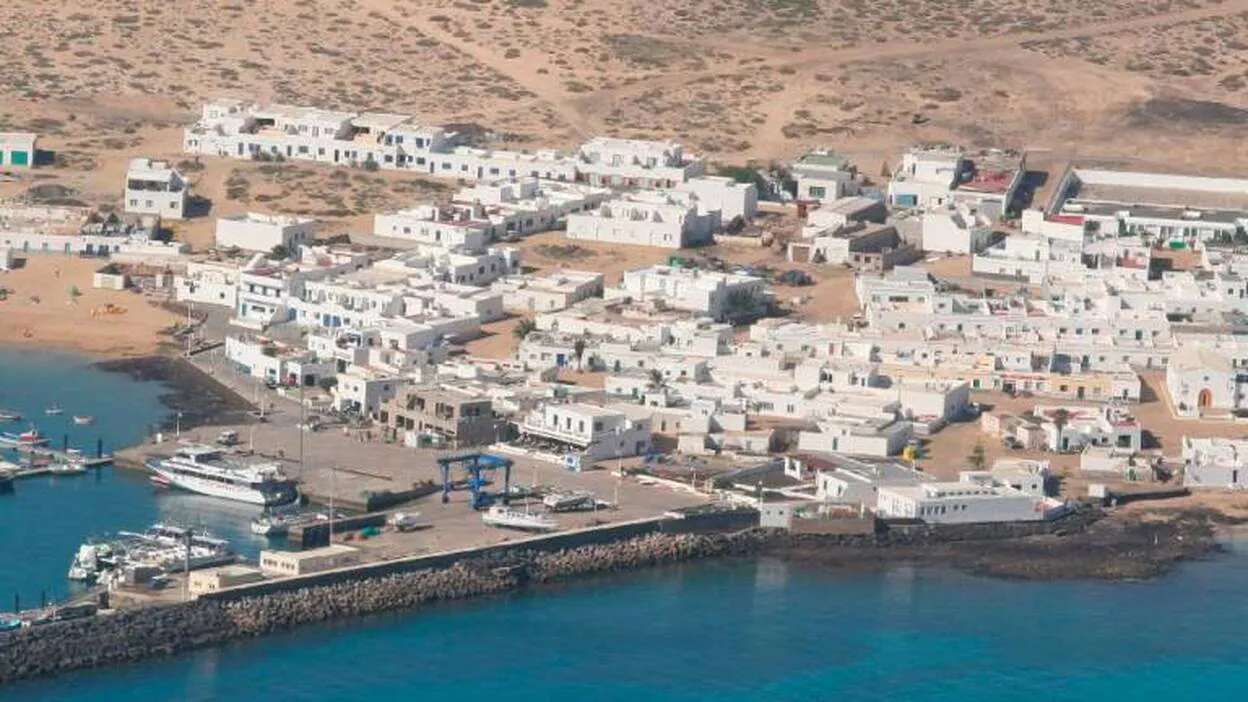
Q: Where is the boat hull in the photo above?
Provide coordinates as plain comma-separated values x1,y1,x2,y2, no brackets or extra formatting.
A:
148,463,298,506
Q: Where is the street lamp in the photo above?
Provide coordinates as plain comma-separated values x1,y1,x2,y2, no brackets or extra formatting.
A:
175,411,183,438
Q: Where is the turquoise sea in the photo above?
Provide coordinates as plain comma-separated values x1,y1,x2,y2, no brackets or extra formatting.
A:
0,348,269,608
3,349,1247,701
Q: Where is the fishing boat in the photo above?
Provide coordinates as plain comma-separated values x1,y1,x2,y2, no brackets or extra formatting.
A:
0,409,21,422
45,403,62,416
67,524,236,582
481,504,559,533
72,415,94,426
2,426,48,446
146,444,299,506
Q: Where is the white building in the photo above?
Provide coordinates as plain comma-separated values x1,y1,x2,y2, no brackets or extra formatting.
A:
453,178,612,238
792,150,859,203
519,402,653,464
373,204,495,251
1182,436,1248,488
607,265,768,321
575,138,704,188
566,191,719,249
491,270,603,314
676,176,758,223
215,213,317,253
1166,345,1245,417
796,416,913,457
1046,167,1248,249
0,132,36,168
174,261,240,308
124,158,188,220
889,146,1023,220
876,481,1043,523
921,204,992,254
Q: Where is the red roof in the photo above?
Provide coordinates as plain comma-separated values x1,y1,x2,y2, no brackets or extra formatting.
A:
1046,214,1084,226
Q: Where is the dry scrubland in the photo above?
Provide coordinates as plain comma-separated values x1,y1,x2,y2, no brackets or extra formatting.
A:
0,0,1245,184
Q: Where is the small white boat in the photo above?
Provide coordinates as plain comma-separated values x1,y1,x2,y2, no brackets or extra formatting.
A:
73,416,94,426
482,504,558,533
386,511,423,532
0,409,21,422
48,461,88,476
45,403,63,416
542,490,597,513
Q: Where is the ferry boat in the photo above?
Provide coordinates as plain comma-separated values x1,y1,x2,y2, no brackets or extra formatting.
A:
146,445,299,506
72,416,94,426
481,504,559,533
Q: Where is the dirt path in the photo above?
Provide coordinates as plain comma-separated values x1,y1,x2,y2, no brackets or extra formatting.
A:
356,0,594,140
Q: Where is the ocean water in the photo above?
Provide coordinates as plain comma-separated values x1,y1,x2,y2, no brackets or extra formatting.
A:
0,348,272,607
4,546,1248,702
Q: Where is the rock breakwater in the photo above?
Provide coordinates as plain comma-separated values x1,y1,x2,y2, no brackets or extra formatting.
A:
0,507,1223,685
0,532,753,684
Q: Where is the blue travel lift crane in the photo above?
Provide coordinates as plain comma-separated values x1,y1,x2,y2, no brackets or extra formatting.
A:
437,453,513,510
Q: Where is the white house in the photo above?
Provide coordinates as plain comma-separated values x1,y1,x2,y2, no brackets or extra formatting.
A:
566,191,719,249
491,270,603,314
373,204,495,251
575,137,704,188
1182,436,1248,489
519,402,653,464
174,261,240,308
797,416,913,457
215,213,317,253
676,176,758,223
921,204,992,254
792,150,859,203
124,159,189,220
453,178,612,238
333,368,404,416
607,265,768,321
0,132,36,168
1166,345,1244,417
876,481,1043,523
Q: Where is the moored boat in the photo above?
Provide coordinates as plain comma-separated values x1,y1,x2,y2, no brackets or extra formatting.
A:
72,415,94,426
2,426,49,446
48,460,88,476
146,445,299,506
481,504,559,532
0,409,21,422
45,403,62,416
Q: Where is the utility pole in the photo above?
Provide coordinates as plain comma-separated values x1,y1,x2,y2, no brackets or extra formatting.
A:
182,530,191,602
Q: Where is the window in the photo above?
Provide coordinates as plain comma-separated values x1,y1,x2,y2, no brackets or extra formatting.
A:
808,185,827,199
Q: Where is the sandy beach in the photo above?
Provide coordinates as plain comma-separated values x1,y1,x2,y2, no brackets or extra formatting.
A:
0,256,181,358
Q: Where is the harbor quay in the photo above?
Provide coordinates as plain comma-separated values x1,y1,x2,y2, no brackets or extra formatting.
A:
110,352,711,561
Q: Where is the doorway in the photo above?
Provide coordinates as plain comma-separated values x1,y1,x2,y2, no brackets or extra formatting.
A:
1198,389,1213,409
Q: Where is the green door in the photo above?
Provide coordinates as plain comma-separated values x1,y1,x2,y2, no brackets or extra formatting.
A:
10,150,28,166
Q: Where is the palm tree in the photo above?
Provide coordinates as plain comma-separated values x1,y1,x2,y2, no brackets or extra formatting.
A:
513,318,537,340
722,289,757,323
1051,408,1071,452
968,442,987,471
572,337,586,370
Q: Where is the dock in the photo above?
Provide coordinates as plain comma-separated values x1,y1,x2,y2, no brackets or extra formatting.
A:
0,436,114,468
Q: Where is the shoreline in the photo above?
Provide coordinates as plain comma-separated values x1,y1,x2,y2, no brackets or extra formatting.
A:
92,354,255,431
0,505,1228,686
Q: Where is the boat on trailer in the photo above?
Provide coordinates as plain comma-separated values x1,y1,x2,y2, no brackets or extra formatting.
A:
481,504,559,533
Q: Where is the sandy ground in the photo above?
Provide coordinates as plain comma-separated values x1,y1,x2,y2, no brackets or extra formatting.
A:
0,257,180,357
